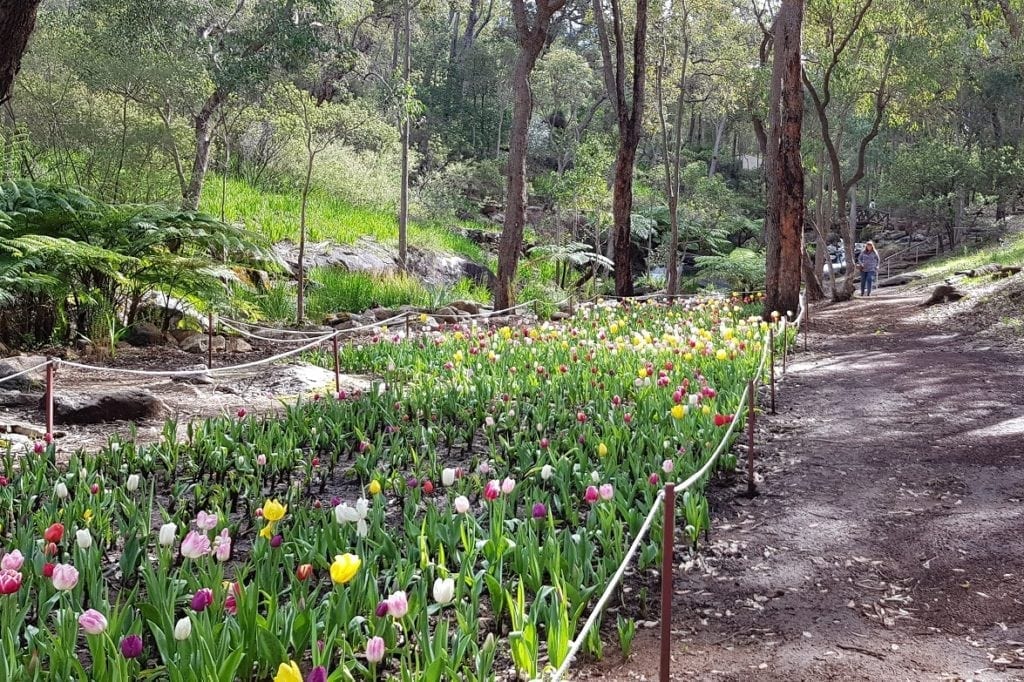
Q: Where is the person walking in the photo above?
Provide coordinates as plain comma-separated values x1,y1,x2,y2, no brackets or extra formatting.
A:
858,241,880,296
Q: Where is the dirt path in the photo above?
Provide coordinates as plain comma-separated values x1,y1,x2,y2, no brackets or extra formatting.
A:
585,288,1024,681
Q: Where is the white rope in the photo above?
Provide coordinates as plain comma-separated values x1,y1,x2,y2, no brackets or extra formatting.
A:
552,331,772,681
216,319,334,345
59,332,332,377
218,316,332,338
0,359,52,386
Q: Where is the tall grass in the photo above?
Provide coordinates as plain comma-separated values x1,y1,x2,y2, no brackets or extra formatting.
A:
918,224,1024,280
307,270,431,318
201,176,487,262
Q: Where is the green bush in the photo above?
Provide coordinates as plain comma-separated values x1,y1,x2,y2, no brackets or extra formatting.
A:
306,269,431,318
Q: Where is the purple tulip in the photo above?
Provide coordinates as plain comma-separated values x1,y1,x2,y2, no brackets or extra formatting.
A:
375,601,389,617
270,534,283,548
307,666,328,682
120,634,143,659
532,502,547,519
190,588,214,612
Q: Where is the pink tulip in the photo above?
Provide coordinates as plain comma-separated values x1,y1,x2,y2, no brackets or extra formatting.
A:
584,486,599,504
180,531,211,559
256,454,267,466
662,459,675,474
501,477,515,495
195,511,218,531
599,484,614,501
0,569,22,594
366,635,385,663
386,590,408,618
483,480,500,501
1,550,24,571
78,609,108,635
51,563,79,591
213,528,231,562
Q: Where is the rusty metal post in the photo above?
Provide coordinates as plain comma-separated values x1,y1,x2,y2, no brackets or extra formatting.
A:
405,312,410,338
747,380,757,497
44,359,55,438
332,334,341,394
769,328,776,414
207,311,214,370
660,483,676,682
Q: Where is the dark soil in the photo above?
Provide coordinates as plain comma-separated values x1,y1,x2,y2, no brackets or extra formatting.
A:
581,289,1024,681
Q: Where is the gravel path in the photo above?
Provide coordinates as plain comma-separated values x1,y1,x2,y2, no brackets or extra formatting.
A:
584,288,1024,681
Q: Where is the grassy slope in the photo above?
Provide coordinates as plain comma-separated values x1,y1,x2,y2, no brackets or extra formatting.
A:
916,216,1024,282
200,177,487,263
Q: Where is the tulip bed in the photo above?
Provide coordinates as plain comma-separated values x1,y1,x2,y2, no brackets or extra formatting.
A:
0,295,782,681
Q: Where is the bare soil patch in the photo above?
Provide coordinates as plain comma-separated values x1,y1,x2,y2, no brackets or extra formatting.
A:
581,289,1024,681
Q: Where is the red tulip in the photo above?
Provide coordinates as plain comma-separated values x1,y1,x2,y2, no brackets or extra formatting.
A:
422,480,434,495
296,564,313,581
43,523,64,543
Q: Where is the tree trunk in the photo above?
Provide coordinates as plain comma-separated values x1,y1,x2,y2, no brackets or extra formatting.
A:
708,114,727,177
297,150,315,325
0,0,42,105
763,0,803,318
182,89,227,211
398,0,411,272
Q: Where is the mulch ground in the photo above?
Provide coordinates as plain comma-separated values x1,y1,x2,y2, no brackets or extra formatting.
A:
581,288,1024,681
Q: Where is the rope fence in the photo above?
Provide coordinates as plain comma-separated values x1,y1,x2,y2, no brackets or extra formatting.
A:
550,292,808,682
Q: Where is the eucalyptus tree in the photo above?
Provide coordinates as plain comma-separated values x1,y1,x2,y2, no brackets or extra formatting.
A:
0,0,42,105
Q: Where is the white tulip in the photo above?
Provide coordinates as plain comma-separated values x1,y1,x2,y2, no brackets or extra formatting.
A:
540,465,553,481
76,529,92,550
441,468,456,487
173,617,192,641
54,482,68,500
453,496,470,515
433,577,455,605
158,523,177,547
126,474,140,492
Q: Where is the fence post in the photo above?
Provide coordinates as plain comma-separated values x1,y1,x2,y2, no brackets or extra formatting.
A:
405,312,410,338
803,302,809,352
782,321,789,375
769,328,776,415
207,311,214,370
746,380,757,497
45,359,55,439
660,484,675,682
332,334,341,394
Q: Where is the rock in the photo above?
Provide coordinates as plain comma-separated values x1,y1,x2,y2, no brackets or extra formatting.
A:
169,329,194,343
449,300,482,315
171,364,213,385
369,308,396,322
163,333,179,347
0,355,48,391
878,272,925,287
225,337,253,353
433,306,463,324
50,389,167,424
128,321,165,347
180,334,227,353
549,311,571,321
0,390,42,407
420,316,440,330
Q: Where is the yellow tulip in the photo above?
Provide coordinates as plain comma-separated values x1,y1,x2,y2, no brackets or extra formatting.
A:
262,499,287,522
259,522,274,539
715,349,728,361
273,661,302,682
367,480,382,495
598,443,608,457
330,553,361,585
671,404,686,420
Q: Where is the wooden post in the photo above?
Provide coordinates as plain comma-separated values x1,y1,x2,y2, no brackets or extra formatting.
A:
782,321,789,374
746,380,756,497
769,328,776,414
332,334,341,394
207,311,214,370
660,483,676,682
569,294,575,316
44,359,55,438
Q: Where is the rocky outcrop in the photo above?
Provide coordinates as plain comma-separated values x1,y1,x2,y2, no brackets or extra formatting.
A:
50,389,167,424
0,356,48,391
128,322,165,347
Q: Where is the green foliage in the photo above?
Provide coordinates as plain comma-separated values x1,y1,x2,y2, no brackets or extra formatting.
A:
694,247,766,290
0,181,269,346
306,269,430,317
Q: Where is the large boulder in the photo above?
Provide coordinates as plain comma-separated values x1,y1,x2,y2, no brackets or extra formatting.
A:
224,337,253,353
449,300,482,315
180,334,227,354
128,321,165,347
0,355,48,391
50,389,167,424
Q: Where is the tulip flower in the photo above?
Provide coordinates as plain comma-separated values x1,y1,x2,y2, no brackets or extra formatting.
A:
375,601,389,618
296,564,313,581
599,483,614,501
307,667,328,682
78,609,108,635
213,528,231,562
257,454,267,466
671,404,686,420
453,496,470,514
335,499,369,537
501,477,516,495
274,661,302,682
262,499,287,522
191,588,213,612
54,482,68,500
0,550,24,571
126,474,140,492
75,529,92,550
597,443,608,457
173,617,192,641
532,502,547,519
433,577,455,605
662,459,675,474
42,563,54,578
330,553,360,585
584,486,599,504
51,563,79,591
713,413,729,427
180,531,211,559
366,636,386,663
386,590,408,618
367,480,382,495
0,569,22,594
120,634,143,659
196,511,218,531
540,465,553,481
483,480,500,501
158,523,177,546
43,523,64,543
441,468,456,486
